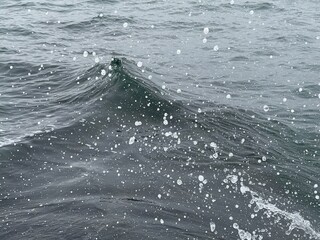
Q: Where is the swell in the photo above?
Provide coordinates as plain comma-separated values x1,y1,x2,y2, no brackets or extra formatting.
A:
0,57,179,148
2,57,318,180
60,15,135,33
1,59,320,239
1,56,316,166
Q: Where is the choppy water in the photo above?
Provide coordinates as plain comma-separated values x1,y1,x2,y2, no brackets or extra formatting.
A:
1,0,320,239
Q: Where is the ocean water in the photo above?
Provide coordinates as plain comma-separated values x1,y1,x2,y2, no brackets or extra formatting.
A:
1,0,320,239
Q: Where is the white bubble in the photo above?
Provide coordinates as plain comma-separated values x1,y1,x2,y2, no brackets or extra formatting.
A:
135,121,142,126
163,119,168,125
210,142,217,148
83,51,88,57
213,45,219,51
203,38,207,43
177,89,181,93
210,222,216,232
123,22,128,28
101,69,106,76
230,0,234,4
233,223,239,229
160,219,164,224
129,136,135,145
10,66,13,69
148,75,152,80
229,175,238,184
314,184,318,188
283,97,287,102
203,27,209,34
198,175,204,182
262,156,267,161
250,10,254,15
299,87,303,92
137,61,143,67
94,57,100,63
158,194,161,199
229,152,234,157
226,94,231,99
177,179,183,185
99,13,104,18
316,195,319,200
176,49,181,54
263,105,269,112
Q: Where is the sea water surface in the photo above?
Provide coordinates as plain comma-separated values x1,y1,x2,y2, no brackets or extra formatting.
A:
1,0,320,239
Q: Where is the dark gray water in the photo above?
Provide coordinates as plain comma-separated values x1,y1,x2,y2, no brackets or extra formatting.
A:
1,0,320,239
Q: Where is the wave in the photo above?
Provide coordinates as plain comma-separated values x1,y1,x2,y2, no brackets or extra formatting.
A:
0,57,180,148
1,58,320,240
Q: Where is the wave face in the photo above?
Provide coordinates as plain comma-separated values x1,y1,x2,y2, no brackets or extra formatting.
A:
1,1,320,240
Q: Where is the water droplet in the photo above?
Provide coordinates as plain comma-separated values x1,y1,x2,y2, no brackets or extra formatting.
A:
123,22,128,28
129,136,135,145
135,121,142,126
263,105,269,112
210,142,217,148
203,27,209,34
210,222,216,232
83,51,88,57
137,61,143,67
177,179,182,185
233,223,239,229
198,175,204,182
